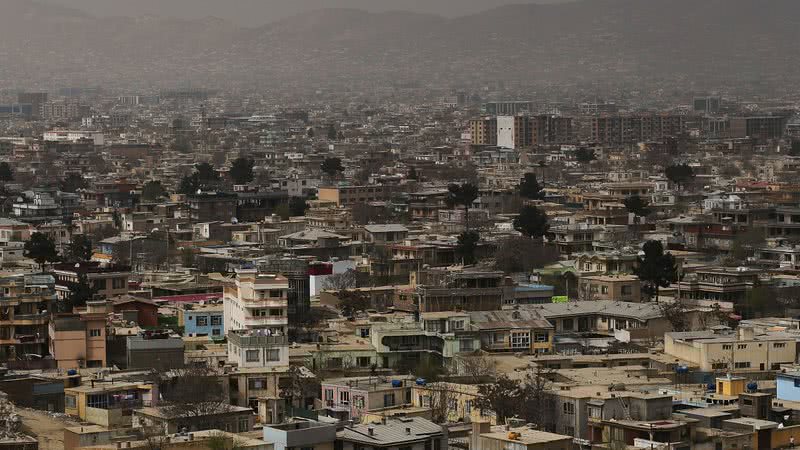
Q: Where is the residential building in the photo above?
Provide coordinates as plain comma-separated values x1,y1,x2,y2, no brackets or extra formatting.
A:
127,333,185,371
471,422,572,450
262,417,337,450
179,303,225,338
317,185,393,207
469,117,497,146
665,326,797,372
0,274,53,361
335,417,446,450
320,376,414,421
132,405,254,434
53,262,131,302
578,275,642,302
65,381,156,428
49,301,110,369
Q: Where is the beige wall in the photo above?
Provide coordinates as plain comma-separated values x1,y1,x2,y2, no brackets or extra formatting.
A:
665,334,796,372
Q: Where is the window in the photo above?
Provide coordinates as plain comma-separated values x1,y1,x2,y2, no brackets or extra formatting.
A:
269,309,282,316
734,362,750,369
196,316,208,327
246,350,260,362
563,402,575,415
712,363,727,370
89,329,101,337
340,391,350,404
248,378,265,390
563,319,574,330
384,393,395,407
465,400,472,415
212,329,221,336
357,357,371,367
238,418,249,432
324,389,334,401
269,290,282,298
737,344,747,350
211,315,223,326
534,333,549,343
459,339,474,352
722,344,732,350
65,395,77,408
601,286,608,294
451,319,465,330
112,277,125,289
774,343,786,348
266,349,280,362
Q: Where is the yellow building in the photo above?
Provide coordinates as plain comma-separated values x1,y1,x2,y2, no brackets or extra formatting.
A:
664,326,797,372
65,381,156,428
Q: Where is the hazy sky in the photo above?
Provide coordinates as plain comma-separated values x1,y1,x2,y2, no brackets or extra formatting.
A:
40,0,576,26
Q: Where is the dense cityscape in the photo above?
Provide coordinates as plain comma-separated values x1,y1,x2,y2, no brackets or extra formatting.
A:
2,1,800,450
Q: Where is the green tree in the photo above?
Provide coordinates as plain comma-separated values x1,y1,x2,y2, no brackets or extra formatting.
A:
180,247,196,268
575,147,596,163
0,162,13,182
665,163,695,188
327,124,337,140
729,227,766,263
195,162,220,183
519,173,545,200
61,272,100,312
64,235,93,263
456,231,480,265
60,173,87,192
24,232,59,270
513,205,550,239
634,240,678,302
320,157,344,178
446,183,480,230
623,195,651,221
141,180,167,202
494,236,559,274
289,197,308,217
178,173,200,195
229,157,255,185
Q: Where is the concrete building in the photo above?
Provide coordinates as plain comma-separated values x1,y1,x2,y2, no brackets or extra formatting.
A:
336,416,446,450
262,417,337,450
471,422,572,450
469,117,497,146
49,301,110,369
317,185,393,207
127,333,185,371
0,274,53,361
223,269,290,368
43,130,104,146
65,381,156,428
578,274,642,302
53,262,131,302
179,303,224,338
665,327,797,372
132,405,254,434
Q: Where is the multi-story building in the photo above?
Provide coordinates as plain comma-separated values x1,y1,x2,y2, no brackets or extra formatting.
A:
336,417,446,450
320,376,415,421
43,130,104,145
665,326,796,372
469,117,497,146
40,101,89,121
497,115,531,149
223,269,289,368
11,189,82,224
578,275,642,302
179,303,225,338
471,422,573,450
186,192,237,223
17,92,47,118
317,185,393,207
591,114,685,145
49,301,110,369
531,114,574,145
729,116,787,140
416,269,507,313
64,381,156,428
0,274,54,361
53,262,131,302
674,267,763,303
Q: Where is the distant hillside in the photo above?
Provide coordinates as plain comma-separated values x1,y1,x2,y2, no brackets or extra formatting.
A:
3,0,800,90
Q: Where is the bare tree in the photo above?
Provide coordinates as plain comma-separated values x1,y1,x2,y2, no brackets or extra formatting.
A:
322,269,358,291
421,383,458,424
156,367,230,419
454,353,497,384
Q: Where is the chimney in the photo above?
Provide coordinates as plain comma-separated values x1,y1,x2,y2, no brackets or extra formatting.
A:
368,427,374,436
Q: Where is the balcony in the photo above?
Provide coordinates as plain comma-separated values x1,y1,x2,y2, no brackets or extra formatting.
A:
228,333,287,348
244,316,287,327
242,298,287,308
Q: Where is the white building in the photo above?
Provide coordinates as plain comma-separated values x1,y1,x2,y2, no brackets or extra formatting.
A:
43,130,105,146
223,269,289,368
496,116,516,149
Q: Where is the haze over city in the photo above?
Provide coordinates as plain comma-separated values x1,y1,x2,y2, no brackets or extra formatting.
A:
1,1,800,450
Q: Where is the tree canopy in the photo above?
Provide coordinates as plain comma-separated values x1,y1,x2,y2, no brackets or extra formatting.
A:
624,195,651,218
513,205,550,239
61,272,100,312
634,240,678,301
24,232,59,270
60,173,87,193
0,162,13,182
575,147,596,163
288,197,308,217
141,180,167,202
195,162,220,183
64,235,93,263
519,173,545,200
456,231,480,265
447,183,479,230
229,157,255,185
665,163,695,187
177,173,200,195
473,368,555,426
320,157,344,178
494,236,559,274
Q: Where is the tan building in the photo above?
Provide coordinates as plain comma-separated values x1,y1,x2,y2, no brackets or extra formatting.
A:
317,185,393,207
471,422,573,450
0,274,53,361
578,274,642,302
664,326,797,372
49,301,110,369
469,117,498,146
65,381,156,428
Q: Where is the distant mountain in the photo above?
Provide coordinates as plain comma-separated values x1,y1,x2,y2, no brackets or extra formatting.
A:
3,0,800,91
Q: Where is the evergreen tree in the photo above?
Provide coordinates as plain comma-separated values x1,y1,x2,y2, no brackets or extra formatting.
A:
446,183,480,230
0,162,13,182
64,235,93,262
320,157,344,178
456,231,480,265
513,205,550,239
142,180,167,202
229,157,255,185
519,173,545,200
635,240,678,302
24,232,59,271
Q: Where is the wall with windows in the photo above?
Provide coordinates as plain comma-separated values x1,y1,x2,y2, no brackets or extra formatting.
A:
183,309,225,338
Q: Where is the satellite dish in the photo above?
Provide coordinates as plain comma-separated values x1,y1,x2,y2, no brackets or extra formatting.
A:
74,263,80,268
231,217,238,224
196,189,202,194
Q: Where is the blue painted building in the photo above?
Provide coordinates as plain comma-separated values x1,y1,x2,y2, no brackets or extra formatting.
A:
777,372,800,402
180,304,224,338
